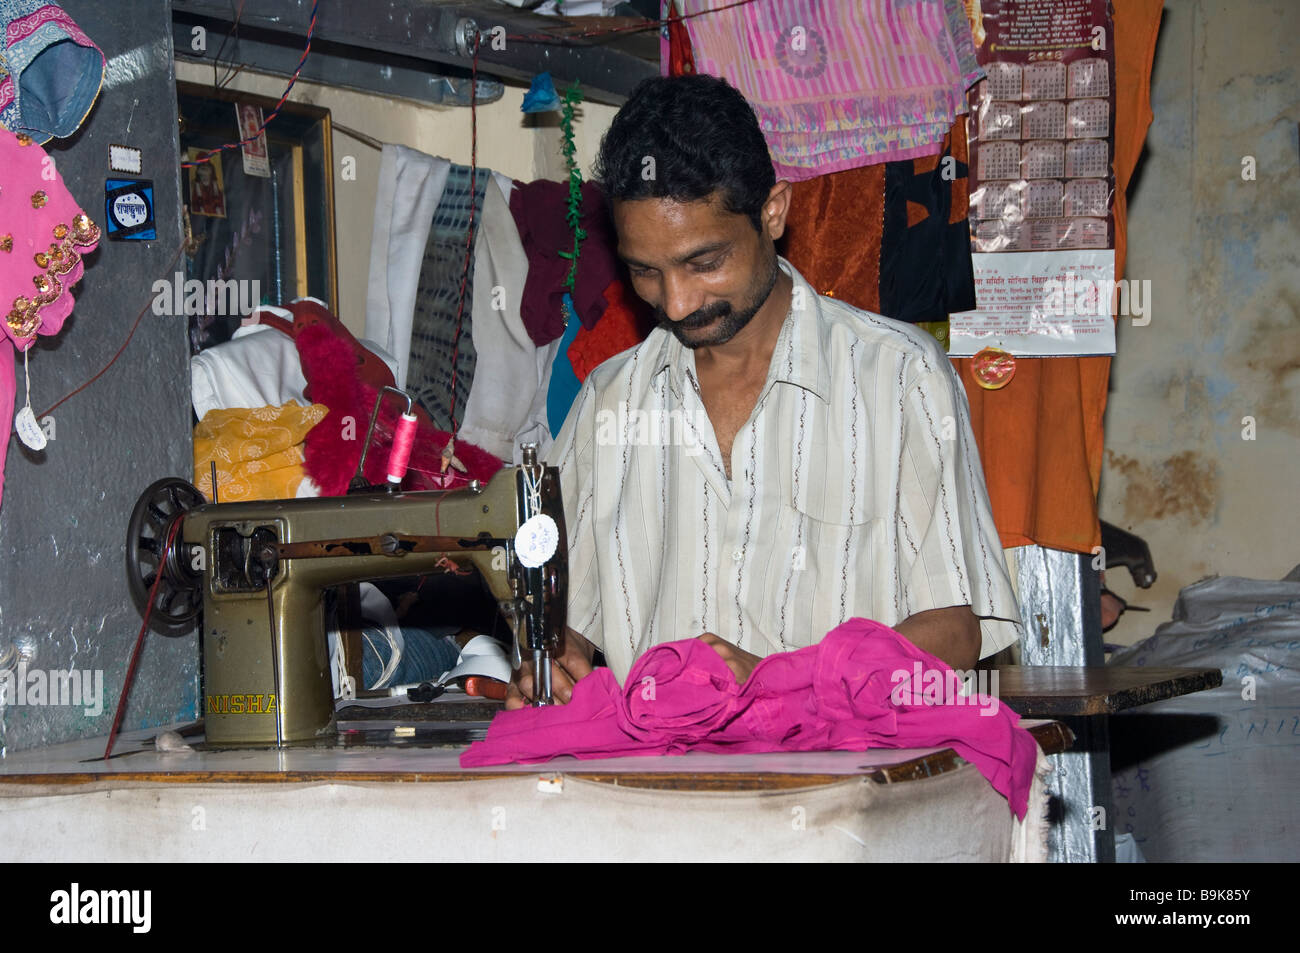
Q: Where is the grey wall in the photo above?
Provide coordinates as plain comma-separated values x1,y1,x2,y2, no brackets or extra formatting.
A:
0,0,195,754
1101,0,1300,646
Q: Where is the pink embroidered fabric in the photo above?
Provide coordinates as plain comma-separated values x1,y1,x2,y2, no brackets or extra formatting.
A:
462,618,1039,819
0,126,100,509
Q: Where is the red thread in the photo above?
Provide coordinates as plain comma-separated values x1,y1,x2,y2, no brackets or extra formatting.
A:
386,412,418,484
446,32,481,436
105,516,183,760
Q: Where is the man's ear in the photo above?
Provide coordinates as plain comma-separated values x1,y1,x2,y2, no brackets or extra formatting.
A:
762,180,793,241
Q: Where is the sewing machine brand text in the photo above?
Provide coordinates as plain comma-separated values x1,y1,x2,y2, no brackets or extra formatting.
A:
207,693,278,715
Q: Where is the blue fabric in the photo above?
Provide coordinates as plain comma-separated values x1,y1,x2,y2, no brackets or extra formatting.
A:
362,626,462,691
0,1,104,144
521,72,559,113
546,293,582,435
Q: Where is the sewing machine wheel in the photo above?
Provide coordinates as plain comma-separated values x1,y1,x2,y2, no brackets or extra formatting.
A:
126,477,206,634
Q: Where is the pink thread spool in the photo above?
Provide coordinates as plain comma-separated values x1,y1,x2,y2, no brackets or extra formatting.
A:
386,413,418,486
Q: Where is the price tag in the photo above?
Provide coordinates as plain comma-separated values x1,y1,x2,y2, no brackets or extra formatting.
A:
515,514,558,569
14,405,46,450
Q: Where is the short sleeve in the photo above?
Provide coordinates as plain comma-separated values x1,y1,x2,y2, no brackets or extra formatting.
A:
896,353,1023,659
546,376,604,651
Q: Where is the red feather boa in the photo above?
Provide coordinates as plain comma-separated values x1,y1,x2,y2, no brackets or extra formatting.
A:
296,323,502,495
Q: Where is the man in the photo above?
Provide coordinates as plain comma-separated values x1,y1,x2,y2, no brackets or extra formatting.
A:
507,74,1021,708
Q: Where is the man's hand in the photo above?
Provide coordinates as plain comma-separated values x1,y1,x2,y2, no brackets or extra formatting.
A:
506,627,595,709
698,633,763,684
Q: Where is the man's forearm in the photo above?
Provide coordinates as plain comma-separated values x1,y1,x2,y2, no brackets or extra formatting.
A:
892,605,982,671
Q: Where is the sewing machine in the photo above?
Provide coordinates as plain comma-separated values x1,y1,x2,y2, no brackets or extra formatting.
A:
125,444,567,747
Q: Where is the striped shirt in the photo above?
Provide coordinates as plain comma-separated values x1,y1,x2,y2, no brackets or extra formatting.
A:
549,257,1022,684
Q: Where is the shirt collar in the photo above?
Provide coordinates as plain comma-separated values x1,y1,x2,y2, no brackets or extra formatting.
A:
653,256,831,403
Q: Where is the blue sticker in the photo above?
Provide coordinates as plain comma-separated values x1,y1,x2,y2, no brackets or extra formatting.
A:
105,178,155,240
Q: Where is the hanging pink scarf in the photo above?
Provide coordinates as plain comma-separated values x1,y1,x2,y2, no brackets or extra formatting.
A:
463,618,1039,820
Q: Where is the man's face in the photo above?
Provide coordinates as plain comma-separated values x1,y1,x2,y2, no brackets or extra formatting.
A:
613,191,780,350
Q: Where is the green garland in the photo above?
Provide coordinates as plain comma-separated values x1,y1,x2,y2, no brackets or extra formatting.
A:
556,81,585,292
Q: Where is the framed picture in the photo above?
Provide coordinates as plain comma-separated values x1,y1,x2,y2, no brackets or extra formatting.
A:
186,147,227,218
177,82,338,353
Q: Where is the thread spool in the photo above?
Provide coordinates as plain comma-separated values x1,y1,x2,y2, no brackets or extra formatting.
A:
386,413,418,485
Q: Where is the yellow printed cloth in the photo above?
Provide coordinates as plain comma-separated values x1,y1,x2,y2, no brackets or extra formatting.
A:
194,404,328,502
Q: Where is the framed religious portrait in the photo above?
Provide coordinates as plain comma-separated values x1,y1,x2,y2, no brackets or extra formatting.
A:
177,83,338,353
186,147,227,218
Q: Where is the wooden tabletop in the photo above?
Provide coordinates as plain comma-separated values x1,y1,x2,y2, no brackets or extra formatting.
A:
994,665,1222,717
0,721,1072,792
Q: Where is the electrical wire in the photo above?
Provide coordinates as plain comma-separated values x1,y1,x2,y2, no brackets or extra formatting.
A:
445,32,483,438
182,0,321,169
24,242,188,425
210,0,250,92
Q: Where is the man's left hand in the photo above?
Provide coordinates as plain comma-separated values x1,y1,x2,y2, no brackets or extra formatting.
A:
698,633,763,684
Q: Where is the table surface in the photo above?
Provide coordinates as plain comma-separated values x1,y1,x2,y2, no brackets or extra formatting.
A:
995,665,1223,716
0,715,1071,793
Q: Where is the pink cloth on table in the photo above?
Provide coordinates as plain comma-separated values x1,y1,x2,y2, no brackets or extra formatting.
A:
462,618,1040,819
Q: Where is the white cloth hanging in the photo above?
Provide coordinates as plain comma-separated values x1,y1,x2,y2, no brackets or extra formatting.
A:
365,145,451,390
457,175,561,463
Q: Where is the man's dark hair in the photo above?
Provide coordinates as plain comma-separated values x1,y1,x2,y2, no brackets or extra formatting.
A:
593,74,775,232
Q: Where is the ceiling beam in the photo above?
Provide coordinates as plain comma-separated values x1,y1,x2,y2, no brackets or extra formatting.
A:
172,0,658,106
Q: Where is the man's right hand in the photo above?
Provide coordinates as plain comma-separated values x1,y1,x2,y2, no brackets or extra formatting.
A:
505,628,595,710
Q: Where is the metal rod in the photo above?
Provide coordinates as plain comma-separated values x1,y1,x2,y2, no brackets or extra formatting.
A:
264,572,284,747
274,533,506,560
353,386,414,488
209,460,219,503
332,121,383,151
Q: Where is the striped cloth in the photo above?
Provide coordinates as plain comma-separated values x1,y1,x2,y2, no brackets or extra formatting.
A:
678,0,984,180
406,163,491,432
550,256,1022,684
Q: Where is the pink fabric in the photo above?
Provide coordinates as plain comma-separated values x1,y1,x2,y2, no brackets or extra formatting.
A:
678,0,975,180
462,619,1040,819
0,126,100,510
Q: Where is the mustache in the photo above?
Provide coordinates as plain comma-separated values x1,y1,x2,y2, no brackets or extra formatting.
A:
655,301,733,328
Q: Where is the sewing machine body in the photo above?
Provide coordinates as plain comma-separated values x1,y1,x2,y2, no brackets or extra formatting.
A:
155,459,565,746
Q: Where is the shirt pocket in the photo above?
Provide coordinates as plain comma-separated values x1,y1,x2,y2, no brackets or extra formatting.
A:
755,430,891,648
785,429,880,527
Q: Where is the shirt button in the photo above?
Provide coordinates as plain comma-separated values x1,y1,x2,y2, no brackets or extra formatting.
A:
732,549,743,562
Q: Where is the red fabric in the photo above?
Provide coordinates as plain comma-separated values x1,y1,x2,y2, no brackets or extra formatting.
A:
666,1,697,77
462,618,1039,819
780,162,886,309
255,298,396,394
296,323,501,495
567,279,654,383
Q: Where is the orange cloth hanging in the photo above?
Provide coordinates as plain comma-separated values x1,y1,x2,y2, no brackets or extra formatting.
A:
568,279,655,384
950,0,1163,554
